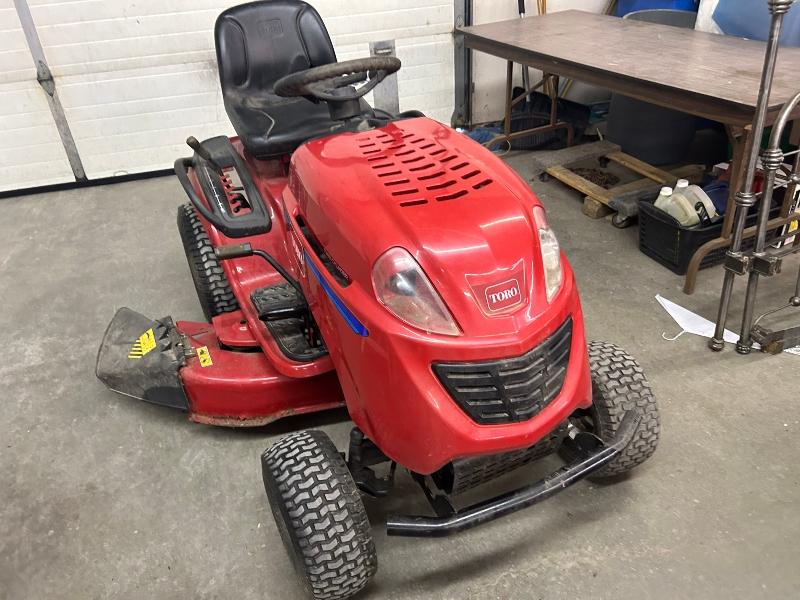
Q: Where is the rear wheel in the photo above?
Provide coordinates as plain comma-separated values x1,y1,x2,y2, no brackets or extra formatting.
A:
262,430,377,600
176,203,239,321
568,341,660,480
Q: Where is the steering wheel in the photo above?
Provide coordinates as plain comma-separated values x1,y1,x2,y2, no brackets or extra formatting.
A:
273,56,401,102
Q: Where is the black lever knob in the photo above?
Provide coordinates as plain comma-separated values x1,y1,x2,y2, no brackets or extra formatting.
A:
186,136,223,174
215,243,253,261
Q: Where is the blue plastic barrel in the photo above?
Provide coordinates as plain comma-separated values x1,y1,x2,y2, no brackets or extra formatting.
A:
616,0,698,17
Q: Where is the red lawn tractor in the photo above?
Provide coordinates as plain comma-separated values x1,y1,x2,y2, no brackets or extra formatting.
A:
96,2,660,598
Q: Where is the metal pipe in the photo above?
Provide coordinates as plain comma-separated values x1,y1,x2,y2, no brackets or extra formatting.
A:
708,0,795,352
796,263,800,298
737,90,800,351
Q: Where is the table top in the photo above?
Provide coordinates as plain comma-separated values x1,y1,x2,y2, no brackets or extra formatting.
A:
459,10,800,124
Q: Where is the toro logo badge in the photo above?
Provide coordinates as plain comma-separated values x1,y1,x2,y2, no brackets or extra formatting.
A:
258,19,283,37
485,278,521,312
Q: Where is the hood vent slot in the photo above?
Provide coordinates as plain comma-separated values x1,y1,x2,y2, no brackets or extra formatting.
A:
437,189,468,202
360,128,494,207
427,179,456,191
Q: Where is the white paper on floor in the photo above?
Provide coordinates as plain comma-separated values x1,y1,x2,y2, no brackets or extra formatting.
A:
656,294,740,345
656,295,800,353
651,295,800,353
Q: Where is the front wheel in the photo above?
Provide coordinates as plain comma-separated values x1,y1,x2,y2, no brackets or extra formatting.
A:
570,341,661,480
262,430,377,600
611,213,633,229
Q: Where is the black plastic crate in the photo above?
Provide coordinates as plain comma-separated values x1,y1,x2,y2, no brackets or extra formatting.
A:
638,200,782,275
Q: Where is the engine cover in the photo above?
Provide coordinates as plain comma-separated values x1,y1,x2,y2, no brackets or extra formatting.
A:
287,117,555,338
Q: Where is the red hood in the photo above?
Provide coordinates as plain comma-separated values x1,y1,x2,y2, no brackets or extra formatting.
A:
288,117,556,337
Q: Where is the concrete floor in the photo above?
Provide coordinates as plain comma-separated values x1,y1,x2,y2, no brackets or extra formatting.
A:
1,155,799,600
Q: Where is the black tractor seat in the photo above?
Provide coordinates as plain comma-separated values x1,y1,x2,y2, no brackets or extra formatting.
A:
215,0,366,159
222,91,363,159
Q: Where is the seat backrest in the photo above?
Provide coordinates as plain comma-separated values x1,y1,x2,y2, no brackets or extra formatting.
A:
215,0,336,97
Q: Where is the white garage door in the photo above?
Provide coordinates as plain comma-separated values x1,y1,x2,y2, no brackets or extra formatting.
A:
5,0,454,188
0,0,74,193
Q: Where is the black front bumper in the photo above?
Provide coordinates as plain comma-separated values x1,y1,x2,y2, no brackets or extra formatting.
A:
386,410,641,537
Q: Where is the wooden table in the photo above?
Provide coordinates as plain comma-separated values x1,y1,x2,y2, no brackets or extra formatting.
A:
459,10,800,294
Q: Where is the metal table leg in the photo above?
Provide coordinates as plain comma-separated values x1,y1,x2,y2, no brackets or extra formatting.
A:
491,60,574,149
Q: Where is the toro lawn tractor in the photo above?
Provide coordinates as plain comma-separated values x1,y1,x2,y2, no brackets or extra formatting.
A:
96,2,661,598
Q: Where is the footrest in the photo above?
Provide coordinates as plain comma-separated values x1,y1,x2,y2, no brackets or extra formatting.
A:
251,283,307,321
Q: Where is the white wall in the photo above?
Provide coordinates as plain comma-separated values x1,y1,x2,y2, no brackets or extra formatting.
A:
471,0,611,124
4,0,454,186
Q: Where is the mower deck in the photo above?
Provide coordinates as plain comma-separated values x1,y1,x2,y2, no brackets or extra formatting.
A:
96,307,344,427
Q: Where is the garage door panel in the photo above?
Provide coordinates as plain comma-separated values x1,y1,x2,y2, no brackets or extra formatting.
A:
73,107,229,149
77,133,227,179
65,90,221,124
29,8,218,40
0,81,74,191
26,0,225,24
0,10,35,85
34,32,217,77
2,122,64,146
56,63,222,105
58,63,231,179
0,139,72,166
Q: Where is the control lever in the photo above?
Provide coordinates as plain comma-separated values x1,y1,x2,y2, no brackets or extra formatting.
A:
186,136,224,174
215,243,306,300
215,242,253,260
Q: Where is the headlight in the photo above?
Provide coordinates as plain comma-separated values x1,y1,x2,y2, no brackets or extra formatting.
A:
372,247,460,336
532,206,563,302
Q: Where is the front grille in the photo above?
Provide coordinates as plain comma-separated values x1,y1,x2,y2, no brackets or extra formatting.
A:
433,318,572,425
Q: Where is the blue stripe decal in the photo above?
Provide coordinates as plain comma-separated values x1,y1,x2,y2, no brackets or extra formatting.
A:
304,252,369,337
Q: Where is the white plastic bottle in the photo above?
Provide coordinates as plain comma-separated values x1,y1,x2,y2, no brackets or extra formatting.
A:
671,179,691,210
654,186,674,211
654,185,700,227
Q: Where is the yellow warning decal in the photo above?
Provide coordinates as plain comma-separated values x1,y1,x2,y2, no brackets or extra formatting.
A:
197,346,213,368
128,328,157,359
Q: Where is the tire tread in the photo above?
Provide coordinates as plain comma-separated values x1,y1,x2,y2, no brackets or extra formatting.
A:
176,203,239,321
263,431,377,600
587,340,660,478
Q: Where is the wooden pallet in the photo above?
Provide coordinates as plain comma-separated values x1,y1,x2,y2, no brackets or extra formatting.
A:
534,141,704,224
